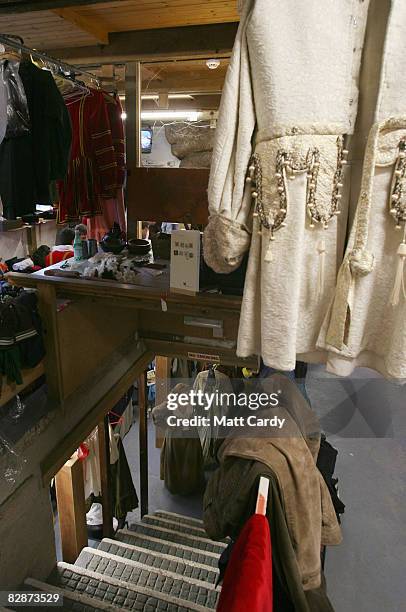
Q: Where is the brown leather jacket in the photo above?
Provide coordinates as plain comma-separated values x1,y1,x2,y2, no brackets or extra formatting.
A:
203,374,341,611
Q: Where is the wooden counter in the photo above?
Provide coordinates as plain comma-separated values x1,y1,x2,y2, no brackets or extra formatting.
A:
8,266,256,406
7,266,256,521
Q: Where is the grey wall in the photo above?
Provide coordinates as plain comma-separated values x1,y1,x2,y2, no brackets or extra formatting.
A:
0,476,56,588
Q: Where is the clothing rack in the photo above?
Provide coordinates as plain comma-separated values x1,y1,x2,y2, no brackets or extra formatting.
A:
0,33,101,87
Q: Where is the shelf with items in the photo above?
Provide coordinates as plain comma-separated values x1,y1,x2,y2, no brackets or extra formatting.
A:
0,361,45,409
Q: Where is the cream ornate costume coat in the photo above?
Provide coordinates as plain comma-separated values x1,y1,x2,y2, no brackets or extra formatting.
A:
204,0,406,380
318,0,406,382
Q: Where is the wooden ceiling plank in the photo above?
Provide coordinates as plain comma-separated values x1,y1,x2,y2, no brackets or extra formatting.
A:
0,1,116,14
79,0,236,11
83,8,237,19
52,7,109,44
0,1,239,51
75,0,238,31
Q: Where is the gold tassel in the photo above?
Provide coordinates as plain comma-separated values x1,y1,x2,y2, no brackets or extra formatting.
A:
390,226,406,307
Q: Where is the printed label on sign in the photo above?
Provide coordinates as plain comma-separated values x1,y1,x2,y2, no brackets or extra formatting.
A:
187,352,220,363
161,298,168,312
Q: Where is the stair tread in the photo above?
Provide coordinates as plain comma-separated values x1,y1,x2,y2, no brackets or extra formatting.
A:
127,522,226,553
53,562,217,611
98,538,218,582
76,547,218,597
154,510,204,526
142,515,208,536
115,530,220,568
24,577,120,611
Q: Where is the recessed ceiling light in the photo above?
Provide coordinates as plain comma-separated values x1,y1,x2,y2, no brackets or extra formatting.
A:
206,59,220,70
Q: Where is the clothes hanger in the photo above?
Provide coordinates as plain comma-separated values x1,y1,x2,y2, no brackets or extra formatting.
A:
0,50,21,62
30,53,48,70
108,409,124,427
0,34,24,62
60,71,91,100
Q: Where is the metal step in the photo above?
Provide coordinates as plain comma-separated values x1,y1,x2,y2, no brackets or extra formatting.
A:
23,578,119,612
116,529,221,569
75,547,219,608
154,510,204,527
142,514,208,537
126,522,226,555
53,562,216,611
98,538,219,584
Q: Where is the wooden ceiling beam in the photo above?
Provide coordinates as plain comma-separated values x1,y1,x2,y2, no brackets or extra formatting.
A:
53,7,109,45
144,75,226,94
141,96,221,112
114,81,224,96
0,0,113,13
45,22,238,64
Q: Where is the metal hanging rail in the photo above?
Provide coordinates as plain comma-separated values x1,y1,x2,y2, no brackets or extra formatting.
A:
0,33,101,85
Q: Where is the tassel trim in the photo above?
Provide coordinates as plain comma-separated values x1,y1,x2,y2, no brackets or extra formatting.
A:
390,225,406,306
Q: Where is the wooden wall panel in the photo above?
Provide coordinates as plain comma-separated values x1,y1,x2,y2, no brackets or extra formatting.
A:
127,167,209,230
57,298,140,399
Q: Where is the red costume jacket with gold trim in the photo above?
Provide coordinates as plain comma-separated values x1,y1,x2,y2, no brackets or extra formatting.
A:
103,93,126,191
58,89,117,222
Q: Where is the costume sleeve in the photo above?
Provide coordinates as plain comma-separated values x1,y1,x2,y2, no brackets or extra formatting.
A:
203,0,256,273
91,92,117,198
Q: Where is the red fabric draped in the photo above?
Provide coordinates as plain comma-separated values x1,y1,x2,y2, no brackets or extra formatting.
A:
217,514,273,612
45,250,73,267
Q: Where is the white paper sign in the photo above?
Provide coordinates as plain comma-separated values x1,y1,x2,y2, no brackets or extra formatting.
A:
170,230,201,294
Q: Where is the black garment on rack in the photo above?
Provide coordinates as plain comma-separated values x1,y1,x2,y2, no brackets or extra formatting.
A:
0,289,45,384
87,438,139,527
200,253,248,295
317,436,345,522
0,61,72,219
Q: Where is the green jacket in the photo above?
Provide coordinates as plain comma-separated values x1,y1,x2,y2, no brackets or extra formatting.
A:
204,456,335,612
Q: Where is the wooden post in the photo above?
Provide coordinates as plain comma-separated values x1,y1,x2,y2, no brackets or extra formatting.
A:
155,356,171,448
98,417,113,538
135,61,143,240
55,454,87,563
37,284,64,406
26,224,37,256
135,61,142,169
125,61,142,239
138,371,148,517
125,62,136,171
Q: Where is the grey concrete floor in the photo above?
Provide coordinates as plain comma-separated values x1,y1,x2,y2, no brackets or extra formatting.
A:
306,366,406,612
122,366,406,612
